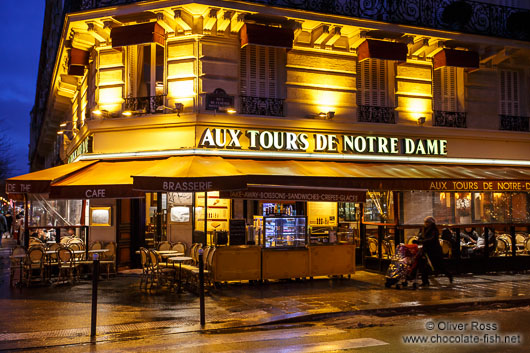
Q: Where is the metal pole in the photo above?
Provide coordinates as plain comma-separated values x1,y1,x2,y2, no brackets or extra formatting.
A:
198,248,205,327
23,194,29,249
91,253,100,339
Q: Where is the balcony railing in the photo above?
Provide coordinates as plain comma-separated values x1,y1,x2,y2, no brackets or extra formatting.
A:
75,1,530,41
240,96,284,117
123,95,165,115
434,111,467,128
358,105,395,124
499,115,530,132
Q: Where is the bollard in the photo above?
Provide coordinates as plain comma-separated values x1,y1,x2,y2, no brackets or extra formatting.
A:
198,248,205,327
91,253,100,339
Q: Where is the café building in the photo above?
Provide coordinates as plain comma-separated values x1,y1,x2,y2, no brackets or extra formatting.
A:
7,0,530,278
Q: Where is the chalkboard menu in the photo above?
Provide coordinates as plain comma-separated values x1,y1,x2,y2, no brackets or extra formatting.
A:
229,219,246,245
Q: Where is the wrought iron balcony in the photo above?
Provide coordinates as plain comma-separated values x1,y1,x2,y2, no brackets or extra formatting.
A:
240,96,284,117
76,0,530,41
499,115,530,132
434,111,467,128
123,95,165,115
358,105,395,124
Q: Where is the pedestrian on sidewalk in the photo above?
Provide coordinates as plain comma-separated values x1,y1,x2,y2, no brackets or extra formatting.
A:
419,216,453,286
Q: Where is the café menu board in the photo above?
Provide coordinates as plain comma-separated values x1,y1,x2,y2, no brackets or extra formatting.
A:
229,219,246,245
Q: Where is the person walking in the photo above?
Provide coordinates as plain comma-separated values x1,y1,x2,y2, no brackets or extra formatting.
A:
0,212,7,238
419,216,453,286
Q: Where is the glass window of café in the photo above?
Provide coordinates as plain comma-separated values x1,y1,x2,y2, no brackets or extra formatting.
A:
401,191,530,259
27,196,87,244
363,191,396,260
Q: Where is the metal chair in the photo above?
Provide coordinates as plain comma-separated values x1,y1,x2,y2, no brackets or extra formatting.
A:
147,249,175,289
9,246,26,287
24,247,45,286
57,247,80,284
100,242,116,279
139,247,150,289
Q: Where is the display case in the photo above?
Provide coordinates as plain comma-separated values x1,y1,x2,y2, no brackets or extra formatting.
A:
263,216,306,248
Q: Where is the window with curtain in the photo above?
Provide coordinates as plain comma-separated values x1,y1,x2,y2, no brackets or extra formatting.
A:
127,44,164,98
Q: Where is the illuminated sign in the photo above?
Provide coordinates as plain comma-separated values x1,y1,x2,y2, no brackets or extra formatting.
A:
198,128,447,156
428,181,530,191
67,136,93,164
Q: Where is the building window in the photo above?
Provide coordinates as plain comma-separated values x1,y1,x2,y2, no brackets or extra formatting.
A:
433,66,466,128
239,45,285,117
499,70,528,131
125,43,165,114
356,59,394,123
499,70,520,116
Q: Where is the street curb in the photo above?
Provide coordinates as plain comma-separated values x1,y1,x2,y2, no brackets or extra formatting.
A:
255,296,530,326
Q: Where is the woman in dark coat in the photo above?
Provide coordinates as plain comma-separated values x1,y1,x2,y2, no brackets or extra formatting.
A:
420,216,453,286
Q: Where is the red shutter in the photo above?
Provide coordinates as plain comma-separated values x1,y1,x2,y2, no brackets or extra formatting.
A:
433,49,479,70
240,24,294,49
357,39,408,62
111,22,165,48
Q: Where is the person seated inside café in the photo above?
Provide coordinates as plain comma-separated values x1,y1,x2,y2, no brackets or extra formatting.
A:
461,227,478,244
469,228,496,257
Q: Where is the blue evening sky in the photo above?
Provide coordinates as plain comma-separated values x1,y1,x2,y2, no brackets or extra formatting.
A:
0,2,45,177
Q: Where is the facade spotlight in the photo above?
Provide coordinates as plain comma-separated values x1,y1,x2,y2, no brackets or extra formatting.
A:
417,116,426,126
156,103,184,116
122,111,132,117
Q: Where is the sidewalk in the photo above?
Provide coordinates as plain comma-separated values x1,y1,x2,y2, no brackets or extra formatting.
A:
1,251,530,350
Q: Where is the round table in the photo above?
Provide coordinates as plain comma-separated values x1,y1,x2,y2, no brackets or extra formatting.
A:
88,249,109,260
168,256,192,292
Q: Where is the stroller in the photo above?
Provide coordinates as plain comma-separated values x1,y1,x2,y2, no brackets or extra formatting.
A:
385,243,423,289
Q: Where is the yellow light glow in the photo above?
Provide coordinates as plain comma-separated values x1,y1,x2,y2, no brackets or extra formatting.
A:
226,108,236,114
168,80,194,99
60,122,68,128
493,192,503,199
122,111,132,117
57,130,64,135
92,110,102,116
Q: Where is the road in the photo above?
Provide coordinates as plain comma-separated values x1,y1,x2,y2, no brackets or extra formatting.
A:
27,305,528,353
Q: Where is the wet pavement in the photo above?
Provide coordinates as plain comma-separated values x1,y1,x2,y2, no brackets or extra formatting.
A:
1,248,530,350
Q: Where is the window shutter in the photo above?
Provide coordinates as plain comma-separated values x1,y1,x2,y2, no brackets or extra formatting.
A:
357,59,387,107
434,66,457,112
127,47,137,97
240,45,280,98
500,70,520,116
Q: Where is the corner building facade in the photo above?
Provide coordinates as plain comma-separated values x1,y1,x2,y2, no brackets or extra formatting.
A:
11,0,530,275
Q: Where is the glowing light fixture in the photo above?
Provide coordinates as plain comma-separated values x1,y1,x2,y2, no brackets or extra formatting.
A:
417,116,426,126
226,107,237,114
308,111,335,120
122,111,132,117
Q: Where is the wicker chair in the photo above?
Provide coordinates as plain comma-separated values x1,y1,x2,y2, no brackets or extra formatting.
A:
171,242,186,254
139,247,151,289
10,246,26,287
147,249,175,289
157,241,172,251
57,247,80,284
100,242,116,279
24,247,45,286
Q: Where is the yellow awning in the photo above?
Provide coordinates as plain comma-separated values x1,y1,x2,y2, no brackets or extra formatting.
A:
49,159,162,199
132,156,530,192
5,160,98,194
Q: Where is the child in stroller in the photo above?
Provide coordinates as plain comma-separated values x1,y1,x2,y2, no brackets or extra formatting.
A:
385,243,422,289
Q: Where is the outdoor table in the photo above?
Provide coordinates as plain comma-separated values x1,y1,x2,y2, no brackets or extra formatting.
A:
168,256,192,293
10,254,25,286
159,252,184,258
44,250,57,280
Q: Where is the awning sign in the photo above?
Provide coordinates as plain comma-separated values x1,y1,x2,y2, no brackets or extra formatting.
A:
428,180,530,191
133,176,247,192
220,187,366,202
